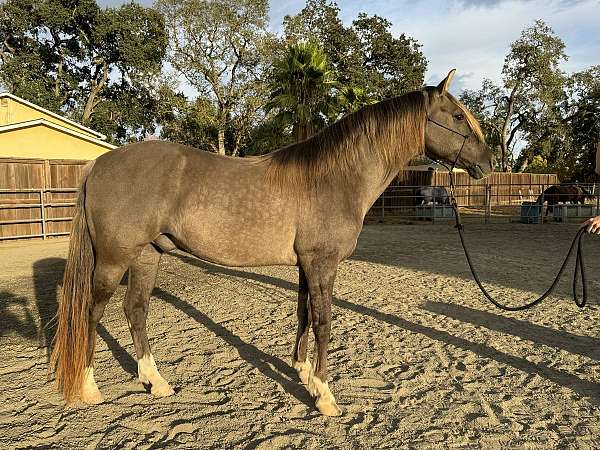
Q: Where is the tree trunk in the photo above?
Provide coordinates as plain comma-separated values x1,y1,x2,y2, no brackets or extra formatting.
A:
231,129,243,157
55,60,63,98
500,84,520,172
517,157,528,173
217,129,226,155
499,141,509,172
82,61,108,126
82,96,95,126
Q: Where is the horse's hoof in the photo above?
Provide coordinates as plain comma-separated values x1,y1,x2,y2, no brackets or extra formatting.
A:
151,381,175,397
316,399,343,417
308,375,341,416
80,367,104,404
292,358,311,385
80,388,105,405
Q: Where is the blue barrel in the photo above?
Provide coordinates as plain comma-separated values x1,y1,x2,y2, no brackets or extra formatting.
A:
520,201,541,223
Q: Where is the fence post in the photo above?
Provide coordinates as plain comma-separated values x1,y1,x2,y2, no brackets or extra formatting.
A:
596,183,599,216
540,184,545,226
485,184,491,224
509,172,513,206
40,189,46,239
432,190,436,224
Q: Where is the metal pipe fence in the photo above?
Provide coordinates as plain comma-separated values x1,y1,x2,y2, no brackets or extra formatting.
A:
365,183,600,225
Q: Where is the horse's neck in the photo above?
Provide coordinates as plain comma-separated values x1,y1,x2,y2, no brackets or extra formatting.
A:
347,113,420,216
350,157,400,218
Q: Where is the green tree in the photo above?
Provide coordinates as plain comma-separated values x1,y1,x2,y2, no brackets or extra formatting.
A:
242,119,294,156
265,41,337,142
156,0,275,156
351,13,427,97
460,20,567,172
159,94,220,151
560,66,600,181
283,0,360,88
0,0,168,143
334,86,378,116
282,0,426,99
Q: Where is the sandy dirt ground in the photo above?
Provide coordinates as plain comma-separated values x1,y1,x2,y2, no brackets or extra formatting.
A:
2,223,600,449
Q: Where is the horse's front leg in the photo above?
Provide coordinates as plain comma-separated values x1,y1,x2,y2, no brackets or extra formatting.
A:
292,267,311,385
300,254,342,417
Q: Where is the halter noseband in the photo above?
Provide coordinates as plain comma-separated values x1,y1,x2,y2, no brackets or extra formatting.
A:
426,116,473,172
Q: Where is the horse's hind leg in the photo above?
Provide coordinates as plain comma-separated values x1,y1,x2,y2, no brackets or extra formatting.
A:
123,244,174,397
81,259,127,404
292,266,311,385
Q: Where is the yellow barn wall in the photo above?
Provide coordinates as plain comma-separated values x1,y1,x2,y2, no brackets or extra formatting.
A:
0,97,98,138
0,124,112,160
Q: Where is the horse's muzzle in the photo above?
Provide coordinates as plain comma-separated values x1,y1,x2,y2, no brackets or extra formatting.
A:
467,164,487,180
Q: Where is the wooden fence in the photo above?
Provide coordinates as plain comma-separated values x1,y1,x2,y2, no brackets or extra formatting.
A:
0,158,88,240
368,171,560,215
0,157,561,241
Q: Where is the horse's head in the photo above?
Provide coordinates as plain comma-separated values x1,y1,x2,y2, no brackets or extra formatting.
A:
423,70,493,179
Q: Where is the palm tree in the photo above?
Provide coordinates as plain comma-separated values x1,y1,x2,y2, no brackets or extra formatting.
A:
265,41,337,142
333,85,378,117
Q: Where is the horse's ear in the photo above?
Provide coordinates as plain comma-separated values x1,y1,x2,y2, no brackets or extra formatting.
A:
436,69,456,94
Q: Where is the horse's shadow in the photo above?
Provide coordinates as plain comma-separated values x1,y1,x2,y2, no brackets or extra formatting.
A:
335,296,600,405
170,252,600,405
173,253,295,291
29,255,309,403
0,291,38,340
31,257,136,375
32,258,64,359
151,285,313,407
350,224,600,306
0,257,59,343
422,301,600,362
23,250,600,406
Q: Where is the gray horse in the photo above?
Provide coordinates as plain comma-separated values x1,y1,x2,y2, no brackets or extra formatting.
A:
51,70,492,416
417,186,450,205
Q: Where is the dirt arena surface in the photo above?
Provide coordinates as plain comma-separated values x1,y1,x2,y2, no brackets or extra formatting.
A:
2,223,600,449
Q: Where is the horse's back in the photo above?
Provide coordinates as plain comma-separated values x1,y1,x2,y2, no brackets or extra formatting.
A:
92,140,255,176
85,141,299,266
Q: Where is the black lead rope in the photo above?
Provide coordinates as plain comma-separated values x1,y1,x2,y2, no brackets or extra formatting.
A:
449,194,588,311
427,116,589,311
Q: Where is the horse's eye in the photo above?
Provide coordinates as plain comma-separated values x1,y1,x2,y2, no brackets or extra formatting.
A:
455,114,465,121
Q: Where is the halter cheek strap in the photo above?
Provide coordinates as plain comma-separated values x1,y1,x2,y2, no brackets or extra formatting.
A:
426,116,473,200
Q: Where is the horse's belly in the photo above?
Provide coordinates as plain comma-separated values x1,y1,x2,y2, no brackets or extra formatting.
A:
172,222,298,267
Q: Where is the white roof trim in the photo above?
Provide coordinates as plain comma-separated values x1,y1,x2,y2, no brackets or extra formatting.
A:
0,119,117,150
0,92,107,140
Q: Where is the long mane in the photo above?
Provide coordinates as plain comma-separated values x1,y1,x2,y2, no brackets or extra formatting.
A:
263,90,427,191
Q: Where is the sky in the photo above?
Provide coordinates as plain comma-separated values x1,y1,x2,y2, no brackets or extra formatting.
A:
98,0,600,96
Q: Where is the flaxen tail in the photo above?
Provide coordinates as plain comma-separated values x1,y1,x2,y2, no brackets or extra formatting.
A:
50,162,95,402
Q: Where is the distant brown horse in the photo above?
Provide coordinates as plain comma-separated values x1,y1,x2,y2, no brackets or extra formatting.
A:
51,70,492,416
537,185,587,216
